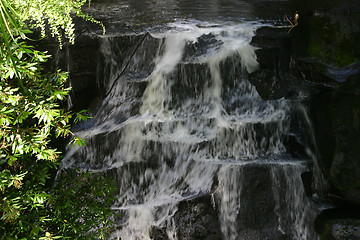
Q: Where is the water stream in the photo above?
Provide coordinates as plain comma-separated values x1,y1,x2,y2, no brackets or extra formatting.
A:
61,21,319,240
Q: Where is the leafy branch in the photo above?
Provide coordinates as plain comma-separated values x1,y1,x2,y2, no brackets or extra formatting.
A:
0,0,115,239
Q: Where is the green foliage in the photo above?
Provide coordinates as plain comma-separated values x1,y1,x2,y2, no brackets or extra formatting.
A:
50,170,117,239
12,0,105,48
0,167,117,239
0,0,115,239
304,15,360,67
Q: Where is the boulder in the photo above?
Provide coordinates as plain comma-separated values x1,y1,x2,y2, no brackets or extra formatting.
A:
148,194,222,240
249,27,321,100
250,22,360,205
173,194,222,240
315,207,360,240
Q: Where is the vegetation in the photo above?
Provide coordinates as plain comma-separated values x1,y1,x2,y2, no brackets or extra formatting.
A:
305,16,360,67
0,0,115,239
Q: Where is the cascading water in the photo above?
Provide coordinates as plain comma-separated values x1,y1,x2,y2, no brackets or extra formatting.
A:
61,22,319,240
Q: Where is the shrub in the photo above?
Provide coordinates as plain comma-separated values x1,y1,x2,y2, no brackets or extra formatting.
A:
0,0,114,239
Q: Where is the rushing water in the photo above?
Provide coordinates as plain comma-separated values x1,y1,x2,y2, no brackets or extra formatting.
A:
61,21,319,239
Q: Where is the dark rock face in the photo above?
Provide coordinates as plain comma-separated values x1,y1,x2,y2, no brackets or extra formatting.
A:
235,164,290,240
328,93,360,204
295,60,360,205
249,26,360,100
306,68,360,205
250,23,360,205
67,34,101,112
248,4,360,236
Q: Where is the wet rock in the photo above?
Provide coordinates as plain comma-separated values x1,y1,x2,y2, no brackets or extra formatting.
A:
315,207,360,240
251,27,290,78
173,194,222,240
212,163,310,240
183,33,223,62
96,33,158,94
235,164,291,240
249,26,319,100
290,58,360,88
290,58,340,87
149,226,169,240
251,22,360,206
249,26,291,99
249,0,360,100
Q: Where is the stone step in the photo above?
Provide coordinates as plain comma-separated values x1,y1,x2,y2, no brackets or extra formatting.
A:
92,160,312,240
66,116,294,169
62,154,307,197
97,33,159,92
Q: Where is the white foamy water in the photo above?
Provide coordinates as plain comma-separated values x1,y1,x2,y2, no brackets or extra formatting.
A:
270,164,318,240
61,21,319,240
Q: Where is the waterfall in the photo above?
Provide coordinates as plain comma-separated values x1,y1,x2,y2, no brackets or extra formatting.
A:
61,21,319,240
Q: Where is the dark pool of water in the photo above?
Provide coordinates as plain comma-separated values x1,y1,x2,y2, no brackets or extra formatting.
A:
85,0,291,32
